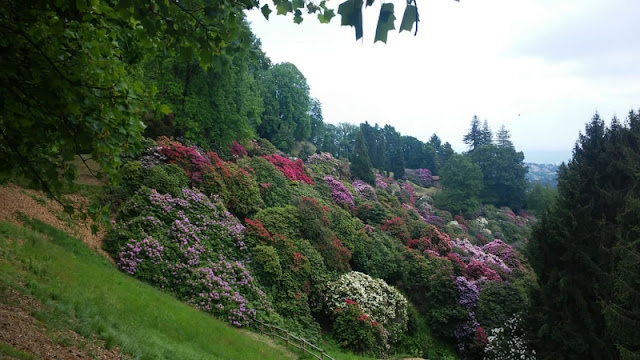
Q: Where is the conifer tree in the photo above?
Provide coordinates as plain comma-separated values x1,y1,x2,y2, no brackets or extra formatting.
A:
351,130,375,185
496,125,514,148
481,120,493,145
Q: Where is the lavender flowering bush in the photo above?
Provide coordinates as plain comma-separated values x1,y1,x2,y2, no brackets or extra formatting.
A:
352,180,378,202
324,175,355,209
106,187,271,327
405,168,434,187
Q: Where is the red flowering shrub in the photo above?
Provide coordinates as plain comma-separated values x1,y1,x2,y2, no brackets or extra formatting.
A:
332,302,386,355
447,253,468,277
157,136,210,183
318,236,352,273
381,216,410,243
466,260,501,281
263,154,313,184
419,224,452,255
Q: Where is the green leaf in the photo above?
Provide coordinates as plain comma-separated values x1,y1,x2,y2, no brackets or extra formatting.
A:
261,4,272,19
276,1,293,15
399,4,418,33
158,104,171,115
318,9,335,24
338,0,364,40
374,3,395,43
292,0,304,9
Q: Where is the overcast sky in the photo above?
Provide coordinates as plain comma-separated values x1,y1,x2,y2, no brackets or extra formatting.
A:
246,0,640,163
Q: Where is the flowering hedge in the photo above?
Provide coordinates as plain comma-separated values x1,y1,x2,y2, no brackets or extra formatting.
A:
264,153,313,184
324,175,354,209
106,187,271,327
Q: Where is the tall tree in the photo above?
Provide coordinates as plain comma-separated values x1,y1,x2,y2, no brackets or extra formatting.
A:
433,154,483,215
528,111,640,360
258,62,311,151
351,130,375,184
309,98,325,147
470,144,528,210
437,142,455,172
496,125,514,148
481,119,493,145
463,116,484,151
383,125,405,179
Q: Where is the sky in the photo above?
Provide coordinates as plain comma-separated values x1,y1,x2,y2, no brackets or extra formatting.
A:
245,0,640,164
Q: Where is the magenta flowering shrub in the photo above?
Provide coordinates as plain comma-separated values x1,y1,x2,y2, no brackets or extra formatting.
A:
106,187,271,327
482,240,520,269
375,172,391,189
264,153,314,184
352,180,378,202
230,140,248,159
324,175,355,209
453,239,511,275
405,168,434,187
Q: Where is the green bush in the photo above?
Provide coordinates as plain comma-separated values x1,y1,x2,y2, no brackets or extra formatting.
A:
142,163,189,196
254,206,301,241
476,281,526,331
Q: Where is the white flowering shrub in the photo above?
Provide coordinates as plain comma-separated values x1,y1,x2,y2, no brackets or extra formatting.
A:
484,314,536,360
325,271,408,353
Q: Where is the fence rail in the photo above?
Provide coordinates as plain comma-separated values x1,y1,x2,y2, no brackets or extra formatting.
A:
254,320,335,360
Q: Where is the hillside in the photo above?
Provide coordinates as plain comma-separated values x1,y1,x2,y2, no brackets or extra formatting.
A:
0,185,295,360
524,163,559,187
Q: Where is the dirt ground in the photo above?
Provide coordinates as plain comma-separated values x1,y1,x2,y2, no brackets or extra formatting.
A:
0,184,108,257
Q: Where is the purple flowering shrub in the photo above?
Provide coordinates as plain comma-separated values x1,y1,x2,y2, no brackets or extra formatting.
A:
352,180,378,202
482,239,520,269
106,187,271,327
324,175,355,209
405,168,434,187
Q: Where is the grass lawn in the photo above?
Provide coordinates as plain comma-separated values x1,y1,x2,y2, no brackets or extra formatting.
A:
0,219,294,360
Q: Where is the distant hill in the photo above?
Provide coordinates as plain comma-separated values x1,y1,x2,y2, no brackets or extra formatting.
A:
526,163,559,187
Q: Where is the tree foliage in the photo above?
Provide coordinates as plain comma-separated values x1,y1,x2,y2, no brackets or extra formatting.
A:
527,111,640,360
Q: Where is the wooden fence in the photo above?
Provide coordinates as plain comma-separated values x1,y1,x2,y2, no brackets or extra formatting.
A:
254,320,335,360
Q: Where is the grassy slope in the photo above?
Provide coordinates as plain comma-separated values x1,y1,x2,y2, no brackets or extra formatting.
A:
0,219,294,360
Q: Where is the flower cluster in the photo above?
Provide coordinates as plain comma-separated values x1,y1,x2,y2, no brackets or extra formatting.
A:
484,314,536,360
324,176,354,208
453,239,511,275
306,152,334,164
325,272,408,331
405,168,434,187
483,239,520,269
402,182,417,205
229,141,248,158
140,146,167,169
157,136,210,183
352,180,378,202
455,276,479,310
264,154,313,184
381,216,410,243
375,172,390,189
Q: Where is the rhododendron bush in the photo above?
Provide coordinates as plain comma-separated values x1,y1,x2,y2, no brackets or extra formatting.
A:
325,271,408,352
324,175,355,209
405,168,434,187
264,153,313,184
106,187,271,327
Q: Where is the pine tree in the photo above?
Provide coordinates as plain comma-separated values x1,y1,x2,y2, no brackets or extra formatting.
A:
481,120,493,145
351,130,375,185
496,125,514,148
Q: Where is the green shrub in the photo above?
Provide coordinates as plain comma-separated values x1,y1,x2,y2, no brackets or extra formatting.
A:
254,206,301,241
250,245,282,288
476,281,526,331
142,163,189,196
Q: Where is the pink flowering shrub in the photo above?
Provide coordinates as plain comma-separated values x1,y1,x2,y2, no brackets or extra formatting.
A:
401,182,417,206
452,239,511,275
352,180,378,202
483,239,520,269
375,172,391,189
264,153,313,184
324,175,355,209
106,187,271,327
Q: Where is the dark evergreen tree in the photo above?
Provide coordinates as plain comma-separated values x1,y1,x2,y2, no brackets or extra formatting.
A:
527,111,640,360
481,119,493,145
351,130,376,185
383,125,405,179
470,144,528,210
309,98,325,147
437,142,455,172
463,115,484,150
428,134,442,152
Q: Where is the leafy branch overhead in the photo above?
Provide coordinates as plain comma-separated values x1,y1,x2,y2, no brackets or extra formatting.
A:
261,0,460,43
